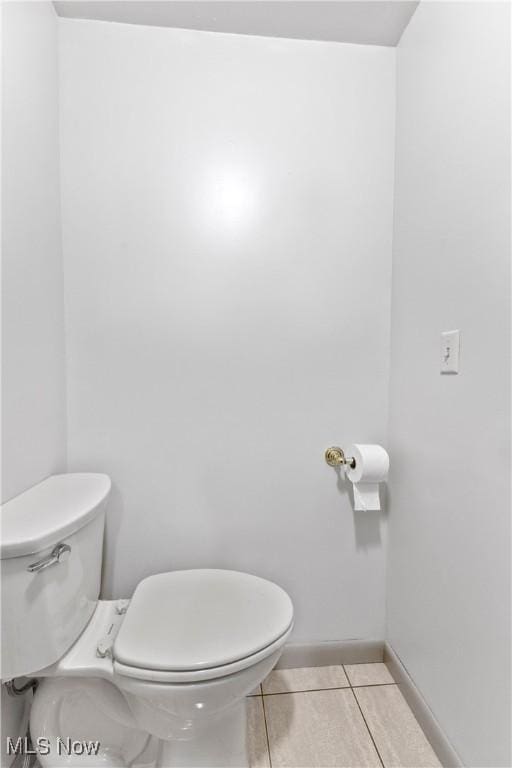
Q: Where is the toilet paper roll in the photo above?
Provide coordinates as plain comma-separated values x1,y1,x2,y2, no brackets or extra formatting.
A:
345,444,389,511
346,444,389,483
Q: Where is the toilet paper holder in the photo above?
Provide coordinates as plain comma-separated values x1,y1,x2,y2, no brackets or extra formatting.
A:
324,446,356,469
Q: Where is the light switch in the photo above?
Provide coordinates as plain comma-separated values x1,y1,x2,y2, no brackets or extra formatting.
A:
440,330,460,374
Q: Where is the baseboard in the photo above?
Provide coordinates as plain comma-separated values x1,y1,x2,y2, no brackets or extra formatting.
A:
276,639,384,669
384,643,464,768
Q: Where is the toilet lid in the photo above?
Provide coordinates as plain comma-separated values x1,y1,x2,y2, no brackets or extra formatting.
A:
113,569,293,672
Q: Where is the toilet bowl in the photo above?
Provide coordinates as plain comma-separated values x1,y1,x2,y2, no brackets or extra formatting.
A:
1,475,294,768
31,573,293,767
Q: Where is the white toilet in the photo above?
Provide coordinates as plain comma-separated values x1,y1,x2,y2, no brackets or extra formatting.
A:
1,473,294,767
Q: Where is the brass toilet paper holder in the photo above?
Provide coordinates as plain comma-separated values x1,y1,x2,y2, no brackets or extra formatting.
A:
324,446,356,469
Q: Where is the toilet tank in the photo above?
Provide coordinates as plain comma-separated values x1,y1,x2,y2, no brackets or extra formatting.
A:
0,473,111,680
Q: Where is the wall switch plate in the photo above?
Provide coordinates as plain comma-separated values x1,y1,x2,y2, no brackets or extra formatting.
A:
440,330,460,374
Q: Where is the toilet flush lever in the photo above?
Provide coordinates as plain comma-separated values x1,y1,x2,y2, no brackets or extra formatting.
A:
27,543,71,573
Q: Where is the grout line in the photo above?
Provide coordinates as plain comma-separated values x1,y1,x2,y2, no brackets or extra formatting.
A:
343,666,386,768
345,682,397,690
350,687,386,768
260,689,273,768
262,686,350,696
261,682,396,696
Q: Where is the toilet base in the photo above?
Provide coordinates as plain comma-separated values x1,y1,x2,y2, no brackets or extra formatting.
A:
155,700,248,768
31,678,250,768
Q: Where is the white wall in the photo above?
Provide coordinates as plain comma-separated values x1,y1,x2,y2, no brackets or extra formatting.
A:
2,1,67,504
387,2,511,766
59,19,395,643
1,3,66,764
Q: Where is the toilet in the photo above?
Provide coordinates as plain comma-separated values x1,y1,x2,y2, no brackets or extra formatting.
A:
1,473,294,767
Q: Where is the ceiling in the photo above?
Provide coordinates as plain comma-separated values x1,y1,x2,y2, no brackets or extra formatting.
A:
53,1,419,47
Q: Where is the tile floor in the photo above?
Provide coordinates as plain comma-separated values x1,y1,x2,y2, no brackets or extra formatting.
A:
247,663,441,768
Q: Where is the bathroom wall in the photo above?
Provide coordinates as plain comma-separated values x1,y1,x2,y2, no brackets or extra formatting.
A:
59,19,395,643
2,1,67,504
1,3,66,763
387,2,511,765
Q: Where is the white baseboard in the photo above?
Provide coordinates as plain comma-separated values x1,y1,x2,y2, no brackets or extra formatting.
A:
384,643,464,768
276,639,384,668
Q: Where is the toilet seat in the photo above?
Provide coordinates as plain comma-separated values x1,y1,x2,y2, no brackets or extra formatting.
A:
113,569,294,683
113,624,292,683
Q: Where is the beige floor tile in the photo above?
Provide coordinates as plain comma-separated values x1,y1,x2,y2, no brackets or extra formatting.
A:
248,685,262,696
344,662,394,687
355,685,441,768
262,665,349,694
265,688,381,767
247,696,270,768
